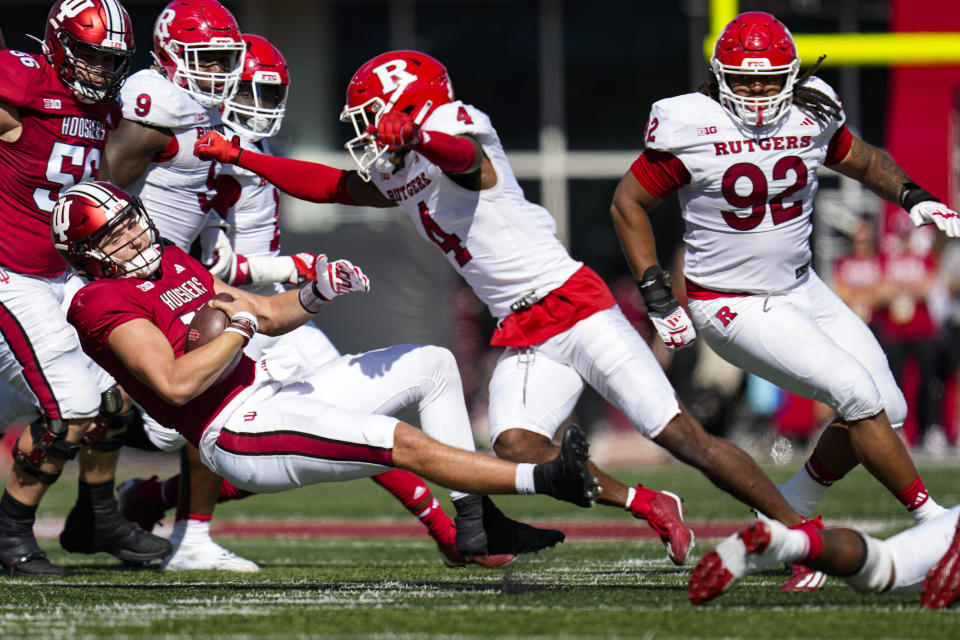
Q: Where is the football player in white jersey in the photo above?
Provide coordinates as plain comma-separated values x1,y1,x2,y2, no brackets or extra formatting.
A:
610,11,957,589
689,506,960,609
122,34,512,569
192,50,838,567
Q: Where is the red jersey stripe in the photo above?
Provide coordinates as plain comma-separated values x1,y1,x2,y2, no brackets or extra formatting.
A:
216,428,394,467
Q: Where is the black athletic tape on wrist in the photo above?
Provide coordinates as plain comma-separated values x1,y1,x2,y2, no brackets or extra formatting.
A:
298,281,330,314
899,182,939,211
637,265,680,315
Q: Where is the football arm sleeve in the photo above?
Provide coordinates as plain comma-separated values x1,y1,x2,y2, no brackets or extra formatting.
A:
238,151,358,205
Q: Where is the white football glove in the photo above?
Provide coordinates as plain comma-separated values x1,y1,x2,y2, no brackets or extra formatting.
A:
908,201,960,238
649,306,697,351
313,254,370,300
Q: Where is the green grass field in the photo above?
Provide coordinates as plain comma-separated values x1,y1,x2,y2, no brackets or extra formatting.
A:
2,460,958,639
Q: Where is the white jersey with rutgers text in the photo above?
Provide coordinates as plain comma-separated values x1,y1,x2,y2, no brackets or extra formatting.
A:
369,101,580,320
646,76,846,293
120,69,222,250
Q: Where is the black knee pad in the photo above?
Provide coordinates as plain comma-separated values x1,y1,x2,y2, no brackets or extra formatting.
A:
84,387,142,452
13,417,80,484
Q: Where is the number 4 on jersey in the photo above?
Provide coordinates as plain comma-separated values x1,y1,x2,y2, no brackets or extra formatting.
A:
417,201,472,266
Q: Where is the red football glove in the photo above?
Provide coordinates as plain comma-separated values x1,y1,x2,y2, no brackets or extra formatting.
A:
195,131,243,164
288,252,318,286
368,111,423,149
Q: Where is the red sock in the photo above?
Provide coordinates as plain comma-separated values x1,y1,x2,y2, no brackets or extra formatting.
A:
373,469,432,510
804,452,846,487
159,475,180,510
217,479,250,503
372,470,453,541
790,516,824,563
627,485,660,517
893,475,931,511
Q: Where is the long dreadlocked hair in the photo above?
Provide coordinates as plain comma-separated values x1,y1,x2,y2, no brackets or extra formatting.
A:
697,55,842,123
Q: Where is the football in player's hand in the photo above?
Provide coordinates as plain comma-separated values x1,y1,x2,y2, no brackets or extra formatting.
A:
185,293,242,384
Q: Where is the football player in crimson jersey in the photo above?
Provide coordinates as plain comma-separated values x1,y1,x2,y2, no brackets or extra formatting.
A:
102,0,271,573
55,181,599,561
0,0,173,576
194,50,831,567
610,11,955,590
119,35,512,570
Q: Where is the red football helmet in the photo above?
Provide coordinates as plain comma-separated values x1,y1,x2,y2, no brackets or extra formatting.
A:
40,0,135,103
340,50,454,180
711,11,800,127
152,0,245,108
52,181,163,279
222,34,289,141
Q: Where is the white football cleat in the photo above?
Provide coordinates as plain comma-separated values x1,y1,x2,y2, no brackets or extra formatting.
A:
162,538,260,573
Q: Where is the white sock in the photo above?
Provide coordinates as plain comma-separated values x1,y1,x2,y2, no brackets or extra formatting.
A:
776,527,812,565
911,497,949,523
778,467,830,517
515,463,536,495
717,521,809,579
170,518,212,547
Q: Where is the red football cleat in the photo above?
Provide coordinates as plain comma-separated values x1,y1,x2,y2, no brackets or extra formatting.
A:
433,514,516,569
689,521,772,605
921,519,960,610
438,539,517,569
630,489,695,565
779,563,827,591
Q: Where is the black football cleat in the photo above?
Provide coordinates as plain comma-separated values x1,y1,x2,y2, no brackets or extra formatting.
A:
534,424,599,508
454,495,565,558
0,515,67,577
60,482,172,564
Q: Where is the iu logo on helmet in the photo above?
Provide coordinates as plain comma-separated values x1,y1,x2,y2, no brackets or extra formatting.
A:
55,0,95,23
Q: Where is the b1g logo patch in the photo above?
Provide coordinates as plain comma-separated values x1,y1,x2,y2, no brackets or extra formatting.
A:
715,306,738,327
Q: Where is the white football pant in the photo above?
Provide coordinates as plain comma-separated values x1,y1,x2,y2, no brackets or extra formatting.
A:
689,271,906,426
488,306,680,443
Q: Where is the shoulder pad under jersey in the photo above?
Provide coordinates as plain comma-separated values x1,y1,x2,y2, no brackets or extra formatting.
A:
120,69,209,128
642,92,721,154
421,101,496,144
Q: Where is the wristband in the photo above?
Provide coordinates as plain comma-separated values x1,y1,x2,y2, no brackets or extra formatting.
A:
899,182,939,211
298,282,329,314
637,265,679,314
223,311,258,344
